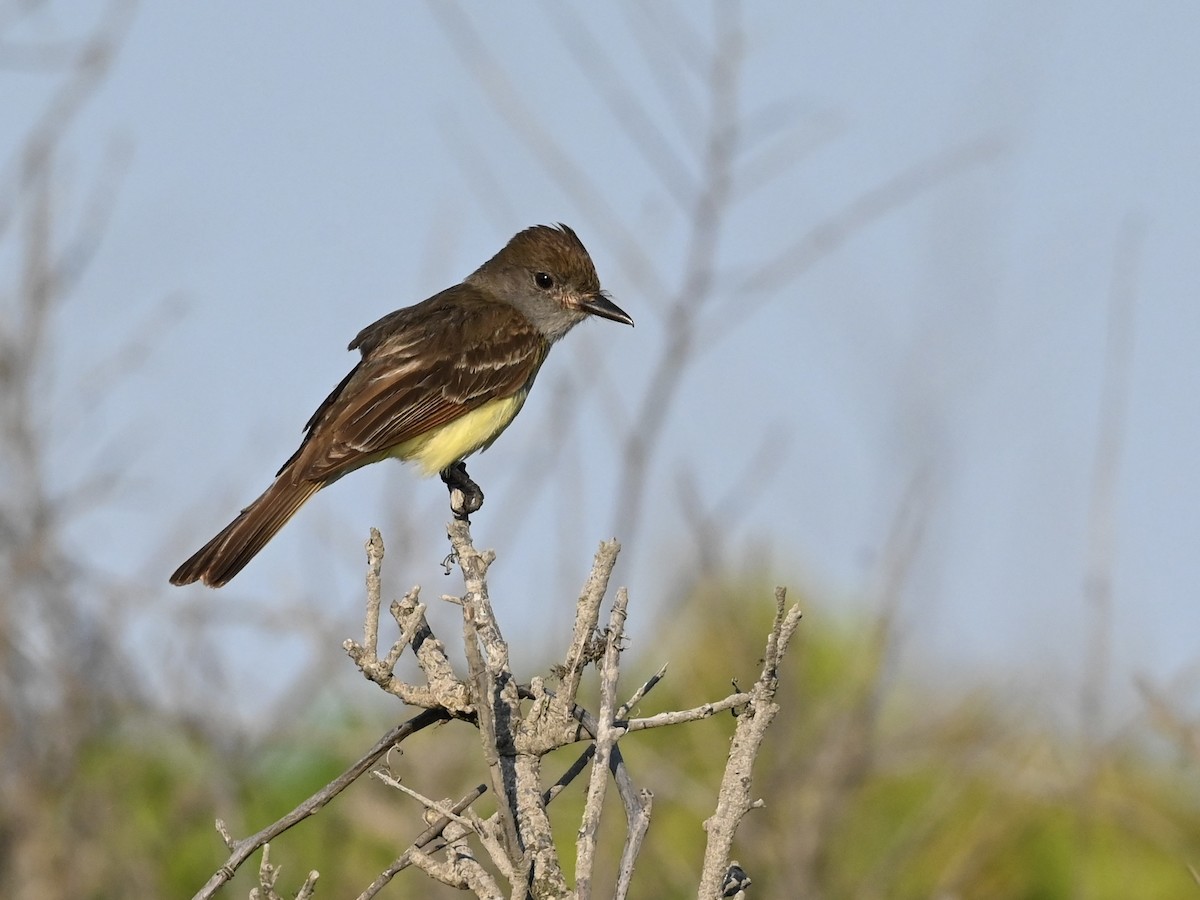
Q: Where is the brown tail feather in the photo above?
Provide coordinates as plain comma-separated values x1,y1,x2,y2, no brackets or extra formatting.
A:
170,476,323,587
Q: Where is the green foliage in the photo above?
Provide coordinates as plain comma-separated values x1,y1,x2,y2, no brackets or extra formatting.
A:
19,579,1200,897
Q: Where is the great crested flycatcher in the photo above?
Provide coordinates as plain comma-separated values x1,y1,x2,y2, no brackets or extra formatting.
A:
170,224,632,588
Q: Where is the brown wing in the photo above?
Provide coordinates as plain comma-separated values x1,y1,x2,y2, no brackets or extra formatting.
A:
284,285,548,483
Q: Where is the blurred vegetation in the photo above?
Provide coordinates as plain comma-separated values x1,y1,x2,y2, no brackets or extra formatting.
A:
5,5,1199,898
10,578,1195,898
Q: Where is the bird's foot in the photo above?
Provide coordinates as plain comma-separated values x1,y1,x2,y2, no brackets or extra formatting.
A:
440,461,484,521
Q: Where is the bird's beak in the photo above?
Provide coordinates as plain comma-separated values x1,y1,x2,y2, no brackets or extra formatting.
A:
580,292,634,326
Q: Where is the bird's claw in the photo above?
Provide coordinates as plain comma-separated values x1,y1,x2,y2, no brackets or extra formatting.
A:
440,462,484,521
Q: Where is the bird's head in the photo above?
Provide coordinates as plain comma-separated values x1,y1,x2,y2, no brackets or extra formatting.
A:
469,224,633,340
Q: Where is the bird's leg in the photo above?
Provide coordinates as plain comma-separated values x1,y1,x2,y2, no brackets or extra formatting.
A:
440,461,484,521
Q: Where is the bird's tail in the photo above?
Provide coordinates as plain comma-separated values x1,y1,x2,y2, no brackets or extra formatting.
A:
170,474,322,587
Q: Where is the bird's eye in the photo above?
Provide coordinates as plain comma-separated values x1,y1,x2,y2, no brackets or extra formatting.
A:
534,272,554,290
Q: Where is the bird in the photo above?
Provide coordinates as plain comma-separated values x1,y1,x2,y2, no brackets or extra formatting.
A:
170,224,632,587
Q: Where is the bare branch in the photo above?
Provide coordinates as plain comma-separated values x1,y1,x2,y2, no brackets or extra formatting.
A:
543,0,698,211
448,518,569,897
1080,215,1144,741
609,4,744,545
554,539,621,712
614,787,653,900
575,588,630,899
249,843,318,900
698,587,804,898
372,769,481,834
227,518,798,899
425,0,666,299
405,842,502,898
344,531,473,712
0,0,137,241
193,710,450,900
727,136,1009,316
626,693,753,732
355,784,489,900
616,4,703,140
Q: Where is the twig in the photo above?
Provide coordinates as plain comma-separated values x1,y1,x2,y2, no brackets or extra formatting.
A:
542,656,656,900
448,518,569,897
288,522,796,898
392,591,473,713
555,539,622,713
344,533,472,713
405,843,503,898
449,520,522,868
193,709,449,900
250,843,318,900
364,528,384,654
619,663,668,716
1081,217,1143,741
575,588,630,899
424,0,662,297
540,663,667,807
342,529,410,683
609,1,743,547
355,784,489,900
614,787,653,900
625,693,753,731
371,769,480,833
697,587,803,898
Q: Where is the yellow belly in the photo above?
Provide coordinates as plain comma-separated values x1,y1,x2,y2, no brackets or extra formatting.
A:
393,392,528,476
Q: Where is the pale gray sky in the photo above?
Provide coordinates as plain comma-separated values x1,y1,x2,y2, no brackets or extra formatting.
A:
8,2,1199,724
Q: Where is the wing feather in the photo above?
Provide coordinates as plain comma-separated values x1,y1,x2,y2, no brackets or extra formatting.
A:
286,287,548,482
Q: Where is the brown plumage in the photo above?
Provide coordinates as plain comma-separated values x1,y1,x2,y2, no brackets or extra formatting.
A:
170,224,632,587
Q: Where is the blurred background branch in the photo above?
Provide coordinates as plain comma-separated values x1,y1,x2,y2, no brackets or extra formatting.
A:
3,1,1199,897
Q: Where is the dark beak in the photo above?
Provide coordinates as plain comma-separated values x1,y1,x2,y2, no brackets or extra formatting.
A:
580,293,634,326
